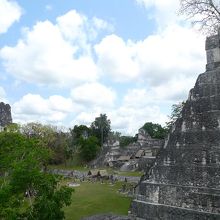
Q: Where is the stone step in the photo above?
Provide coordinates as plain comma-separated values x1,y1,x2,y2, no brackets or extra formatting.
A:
190,84,220,98
173,117,220,133
137,182,220,213
131,199,220,220
195,69,220,85
156,147,220,166
182,101,220,118
146,164,220,187
139,182,220,195
167,129,220,146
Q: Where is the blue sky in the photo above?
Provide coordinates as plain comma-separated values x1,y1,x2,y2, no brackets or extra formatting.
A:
0,0,206,134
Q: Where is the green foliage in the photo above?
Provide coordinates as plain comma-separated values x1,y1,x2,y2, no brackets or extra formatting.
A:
28,180,73,220
79,136,100,162
0,132,73,220
166,101,185,130
69,125,91,149
67,114,111,163
21,123,70,165
71,125,91,141
5,123,21,132
49,132,70,165
119,136,136,147
91,114,111,146
141,122,168,139
21,122,54,136
108,131,121,142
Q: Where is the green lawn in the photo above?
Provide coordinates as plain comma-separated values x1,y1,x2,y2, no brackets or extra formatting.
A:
63,181,132,220
116,171,144,177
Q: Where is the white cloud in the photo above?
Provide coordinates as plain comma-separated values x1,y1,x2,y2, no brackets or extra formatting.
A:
56,10,88,45
0,20,98,87
73,111,100,127
95,34,140,81
47,95,74,113
12,94,74,124
0,10,114,87
96,25,205,85
69,82,116,127
0,0,22,34
73,75,196,134
137,25,205,84
71,86,169,135
123,79,191,110
112,75,196,134
110,105,167,135
72,100,167,135
57,10,113,43
71,82,116,108
108,88,168,134
149,77,196,102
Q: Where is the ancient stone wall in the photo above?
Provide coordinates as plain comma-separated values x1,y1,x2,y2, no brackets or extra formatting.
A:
0,102,12,127
206,33,220,71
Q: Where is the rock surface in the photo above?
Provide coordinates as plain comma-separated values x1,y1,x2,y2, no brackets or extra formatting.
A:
0,102,12,127
131,34,220,219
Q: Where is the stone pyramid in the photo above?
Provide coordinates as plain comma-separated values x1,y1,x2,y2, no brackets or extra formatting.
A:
131,33,220,219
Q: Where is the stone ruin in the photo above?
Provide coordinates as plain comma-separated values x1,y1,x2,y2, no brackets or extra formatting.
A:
0,102,12,130
91,128,164,171
131,33,220,219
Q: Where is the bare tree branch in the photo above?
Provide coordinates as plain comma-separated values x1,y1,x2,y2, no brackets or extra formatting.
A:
179,0,220,34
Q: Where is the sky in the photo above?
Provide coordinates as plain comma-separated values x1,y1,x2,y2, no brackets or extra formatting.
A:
0,0,206,135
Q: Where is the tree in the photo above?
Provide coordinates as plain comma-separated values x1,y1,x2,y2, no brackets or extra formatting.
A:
119,136,136,147
5,122,21,132
141,122,168,139
21,122,56,145
79,136,100,162
0,132,73,219
108,131,121,143
70,125,91,145
166,101,185,130
90,114,111,146
179,0,220,34
49,131,70,165
21,123,70,165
